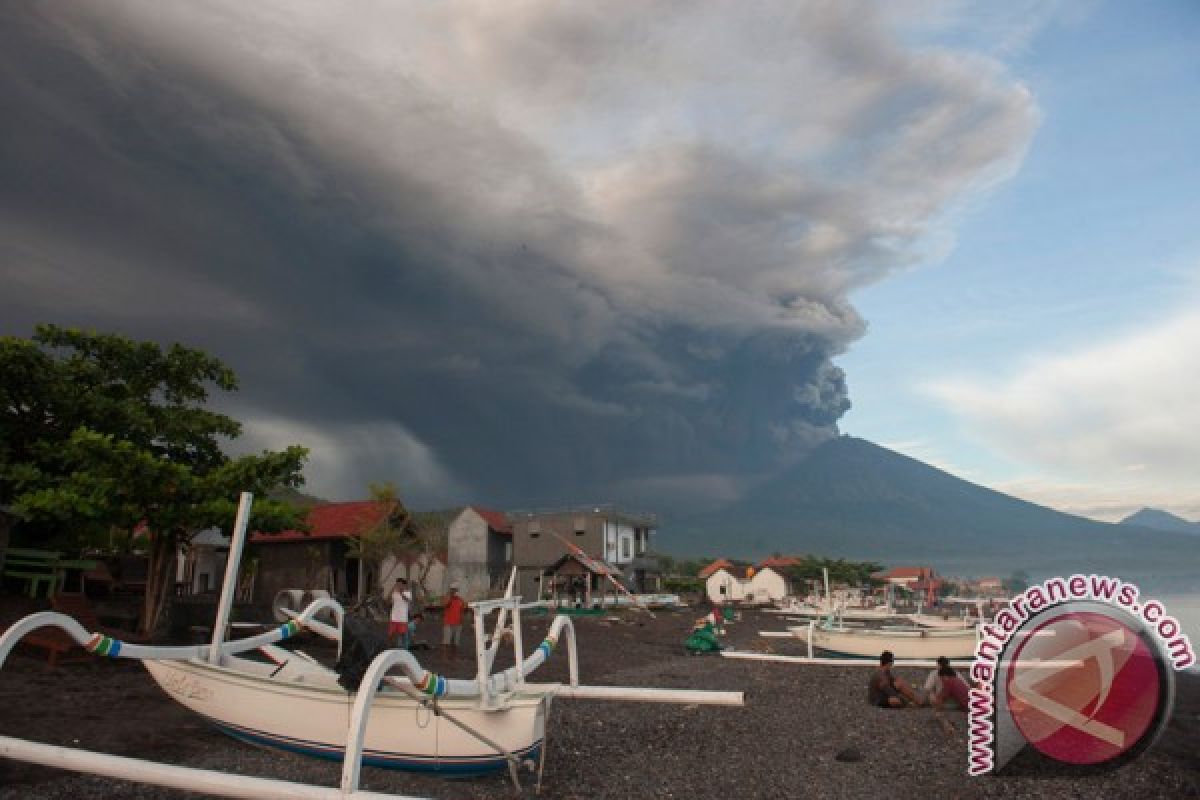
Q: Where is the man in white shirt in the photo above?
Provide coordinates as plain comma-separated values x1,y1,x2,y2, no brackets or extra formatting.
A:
389,578,413,649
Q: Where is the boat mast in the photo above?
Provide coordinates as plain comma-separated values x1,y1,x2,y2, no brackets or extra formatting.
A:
209,491,253,665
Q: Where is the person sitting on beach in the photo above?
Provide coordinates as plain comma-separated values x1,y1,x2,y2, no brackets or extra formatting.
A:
868,650,920,708
931,664,971,711
921,656,953,704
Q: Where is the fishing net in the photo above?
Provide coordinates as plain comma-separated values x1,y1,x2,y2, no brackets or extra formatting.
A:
685,622,722,654
334,614,390,690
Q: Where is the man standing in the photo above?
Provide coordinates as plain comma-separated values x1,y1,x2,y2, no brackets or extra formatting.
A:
389,578,412,649
441,583,467,658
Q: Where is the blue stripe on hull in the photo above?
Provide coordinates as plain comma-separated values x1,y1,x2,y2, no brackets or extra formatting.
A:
209,719,540,775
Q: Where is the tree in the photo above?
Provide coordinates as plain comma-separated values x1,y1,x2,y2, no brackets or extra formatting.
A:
0,325,308,635
345,482,420,601
1004,570,1031,594
784,555,885,594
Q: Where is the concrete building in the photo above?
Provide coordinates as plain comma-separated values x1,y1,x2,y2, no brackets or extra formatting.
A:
510,506,658,602
444,506,513,600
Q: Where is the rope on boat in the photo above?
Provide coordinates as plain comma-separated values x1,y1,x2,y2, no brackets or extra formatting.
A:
536,634,556,660
86,634,121,657
414,671,447,698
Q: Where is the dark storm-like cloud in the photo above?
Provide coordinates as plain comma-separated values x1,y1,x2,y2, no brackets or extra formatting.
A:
0,2,1037,507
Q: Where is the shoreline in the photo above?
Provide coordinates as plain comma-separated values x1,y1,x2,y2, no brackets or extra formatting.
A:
0,608,1196,798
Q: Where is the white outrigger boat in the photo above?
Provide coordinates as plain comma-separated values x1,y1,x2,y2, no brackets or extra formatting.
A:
801,622,978,660
0,493,742,800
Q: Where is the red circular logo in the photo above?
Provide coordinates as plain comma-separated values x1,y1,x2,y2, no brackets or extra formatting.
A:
1005,611,1161,765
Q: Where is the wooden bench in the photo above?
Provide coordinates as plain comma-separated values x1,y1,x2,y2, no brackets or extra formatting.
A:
2,548,63,598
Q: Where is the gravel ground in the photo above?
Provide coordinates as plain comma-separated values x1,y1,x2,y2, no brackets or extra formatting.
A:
1,607,1196,799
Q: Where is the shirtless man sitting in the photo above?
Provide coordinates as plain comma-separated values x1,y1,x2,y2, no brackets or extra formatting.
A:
867,650,921,708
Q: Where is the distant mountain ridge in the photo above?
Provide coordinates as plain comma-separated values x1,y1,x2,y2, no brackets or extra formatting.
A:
658,436,1200,588
1119,507,1200,535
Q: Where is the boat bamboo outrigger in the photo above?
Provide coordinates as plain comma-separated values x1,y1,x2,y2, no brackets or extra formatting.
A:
0,492,743,800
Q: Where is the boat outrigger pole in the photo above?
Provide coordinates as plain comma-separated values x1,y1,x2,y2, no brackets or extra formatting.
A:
210,491,253,664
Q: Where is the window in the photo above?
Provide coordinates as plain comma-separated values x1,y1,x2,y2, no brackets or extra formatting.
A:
620,537,632,561
530,520,541,538
574,516,586,536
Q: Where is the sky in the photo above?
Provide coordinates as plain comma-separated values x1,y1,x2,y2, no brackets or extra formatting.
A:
1,1,1197,523
838,0,1200,522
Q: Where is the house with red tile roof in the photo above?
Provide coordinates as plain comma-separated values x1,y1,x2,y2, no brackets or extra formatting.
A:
702,557,798,605
872,565,943,606
248,500,446,606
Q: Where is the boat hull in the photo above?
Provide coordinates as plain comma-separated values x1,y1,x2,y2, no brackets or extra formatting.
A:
907,613,979,629
803,626,977,660
144,659,545,774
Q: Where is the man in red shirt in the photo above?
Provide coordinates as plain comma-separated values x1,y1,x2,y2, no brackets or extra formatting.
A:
441,584,468,657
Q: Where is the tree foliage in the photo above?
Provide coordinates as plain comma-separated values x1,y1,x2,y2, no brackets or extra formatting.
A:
346,482,420,595
784,555,885,589
0,324,308,634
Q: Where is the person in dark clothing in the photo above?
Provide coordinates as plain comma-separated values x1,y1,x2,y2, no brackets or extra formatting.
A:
867,650,920,708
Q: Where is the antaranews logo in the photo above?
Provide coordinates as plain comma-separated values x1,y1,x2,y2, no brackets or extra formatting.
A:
967,575,1193,776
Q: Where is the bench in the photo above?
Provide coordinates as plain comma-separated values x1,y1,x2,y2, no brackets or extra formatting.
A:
3,548,63,598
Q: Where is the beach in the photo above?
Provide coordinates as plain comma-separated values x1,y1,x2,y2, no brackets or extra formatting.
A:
1,608,1196,799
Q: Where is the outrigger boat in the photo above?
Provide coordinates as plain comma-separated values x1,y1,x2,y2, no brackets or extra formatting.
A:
801,622,978,660
0,492,742,800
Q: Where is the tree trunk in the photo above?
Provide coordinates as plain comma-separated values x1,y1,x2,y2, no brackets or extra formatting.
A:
140,531,178,638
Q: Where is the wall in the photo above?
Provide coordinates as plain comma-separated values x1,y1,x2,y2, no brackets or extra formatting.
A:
747,568,788,603
706,569,747,604
381,554,447,602
446,508,491,600
249,540,341,606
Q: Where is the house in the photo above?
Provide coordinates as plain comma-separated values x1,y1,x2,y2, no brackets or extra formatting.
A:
703,561,747,604
746,565,793,604
702,557,797,605
510,506,658,602
176,527,230,595
444,506,513,600
873,565,943,606
541,552,624,607
248,501,396,606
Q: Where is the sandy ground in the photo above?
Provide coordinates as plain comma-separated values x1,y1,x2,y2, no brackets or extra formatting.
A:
0,604,1196,799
